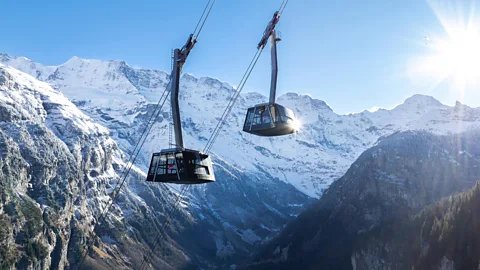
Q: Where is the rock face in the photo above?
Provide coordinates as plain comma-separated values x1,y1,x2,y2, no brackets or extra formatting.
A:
2,54,480,268
1,56,315,266
351,181,480,270
248,131,480,270
0,63,221,269
3,54,480,198
0,64,114,269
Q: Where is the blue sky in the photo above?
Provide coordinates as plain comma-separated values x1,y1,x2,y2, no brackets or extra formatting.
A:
1,0,478,114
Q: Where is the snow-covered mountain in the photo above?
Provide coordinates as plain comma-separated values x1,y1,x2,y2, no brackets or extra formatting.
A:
0,63,240,269
0,57,309,269
3,53,480,198
2,53,480,268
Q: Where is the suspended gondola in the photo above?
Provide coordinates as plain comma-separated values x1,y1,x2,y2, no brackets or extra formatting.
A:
243,11,298,137
146,148,214,184
147,35,215,184
243,102,296,136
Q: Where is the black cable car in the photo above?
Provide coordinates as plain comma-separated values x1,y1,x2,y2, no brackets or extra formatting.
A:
147,36,215,184
243,103,296,136
146,148,215,184
243,13,297,137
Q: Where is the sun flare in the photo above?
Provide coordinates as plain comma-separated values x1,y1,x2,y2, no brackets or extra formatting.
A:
432,28,480,79
409,1,480,99
292,118,302,132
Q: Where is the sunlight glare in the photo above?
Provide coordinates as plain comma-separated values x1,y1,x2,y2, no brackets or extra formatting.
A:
292,118,302,132
435,27,480,79
409,0,480,100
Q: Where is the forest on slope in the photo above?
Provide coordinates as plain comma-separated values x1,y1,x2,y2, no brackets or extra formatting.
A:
248,131,480,270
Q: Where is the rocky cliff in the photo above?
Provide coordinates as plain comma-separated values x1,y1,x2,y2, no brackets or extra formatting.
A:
248,131,480,269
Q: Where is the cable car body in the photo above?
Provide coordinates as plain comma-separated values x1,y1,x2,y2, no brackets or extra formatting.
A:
147,148,215,184
243,15,297,137
146,35,215,184
243,102,296,136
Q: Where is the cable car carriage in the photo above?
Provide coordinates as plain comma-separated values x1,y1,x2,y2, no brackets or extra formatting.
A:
146,34,215,185
242,14,297,137
146,148,215,184
243,103,296,136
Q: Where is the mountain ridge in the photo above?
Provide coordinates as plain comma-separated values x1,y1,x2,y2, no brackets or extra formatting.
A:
0,60,311,268
3,53,480,199
3,53,480,268
247,130,480,269
4,53,477,114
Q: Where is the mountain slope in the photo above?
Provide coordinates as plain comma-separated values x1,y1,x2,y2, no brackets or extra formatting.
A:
351,181,480,270
247,131,480,269
3,54,480,198
3,54,480,266
0,62,121,268
0,63,230,269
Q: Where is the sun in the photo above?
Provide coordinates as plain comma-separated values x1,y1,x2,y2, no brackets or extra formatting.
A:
409,1,480,99
433,27,480,79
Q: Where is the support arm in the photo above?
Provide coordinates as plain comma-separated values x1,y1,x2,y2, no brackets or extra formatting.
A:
269,30,279,104
171,49,184,148
171,34,197,149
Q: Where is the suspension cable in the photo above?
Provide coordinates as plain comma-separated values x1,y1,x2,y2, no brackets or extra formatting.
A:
203,48,264,154
278,0,289,15
79,0,286,267
137,2,290,269
195,0,217,39
138,185,190,270
203,1,289,154
75,78,172,269
167,184,202,205
137,184,203,270
193,0,211,35
133,0,218,268
137,2,289,269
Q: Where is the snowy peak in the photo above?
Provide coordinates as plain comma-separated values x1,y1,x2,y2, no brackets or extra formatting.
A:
61,56,128,72
64,55,125,66
244,92,268,104
392,94,446,114
50,56,139,94
0,53,10,61
277,93,334,126
403,94,443,107
279,92,333,112
0,63,108,136
454,100,472,110
198,76,233,91
182,74,236,98
3,54,480,198
0,53,56,81
1,55,174,107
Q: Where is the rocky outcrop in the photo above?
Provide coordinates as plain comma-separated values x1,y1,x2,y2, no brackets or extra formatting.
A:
248,131,480,269
0,64,206,269
3,54,480,268
352,181,480,270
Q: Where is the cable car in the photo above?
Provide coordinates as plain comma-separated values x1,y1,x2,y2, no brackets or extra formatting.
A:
243,103,296,136
146,34,215,184
242,13,297,137
146,148,215,184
